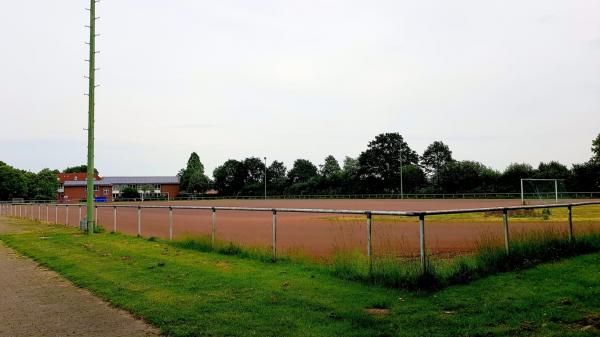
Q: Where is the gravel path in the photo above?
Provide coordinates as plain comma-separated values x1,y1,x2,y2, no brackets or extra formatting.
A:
0,218,160,337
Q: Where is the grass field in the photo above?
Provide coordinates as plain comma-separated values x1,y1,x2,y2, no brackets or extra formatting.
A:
1,217,599,337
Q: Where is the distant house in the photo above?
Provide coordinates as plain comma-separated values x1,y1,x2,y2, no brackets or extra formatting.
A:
57,174,179,202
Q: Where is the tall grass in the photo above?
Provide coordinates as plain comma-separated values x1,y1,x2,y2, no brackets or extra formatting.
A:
171,235,279,263
329,229,600,290
170,230,600,290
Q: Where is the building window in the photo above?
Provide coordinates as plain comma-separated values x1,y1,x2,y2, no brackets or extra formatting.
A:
103,188,109,195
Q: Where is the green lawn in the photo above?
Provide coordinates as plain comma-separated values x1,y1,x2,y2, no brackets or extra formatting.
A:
0,217,599,337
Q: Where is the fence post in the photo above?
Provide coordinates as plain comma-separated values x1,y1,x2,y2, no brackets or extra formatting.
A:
272,210,277,261
567,205,573,243
38,204,41,220
503,209,510,254
113,206,117,233
211,208,216,248
419,214,426,271
95,205,98,227
79,205,82,224
46,204,49,222
65,205,69,226
366,212,372,273
169,207,173,240
137,206,142,237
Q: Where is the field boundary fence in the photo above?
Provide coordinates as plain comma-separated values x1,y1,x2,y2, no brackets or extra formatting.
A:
5,191,600,205
2,200,599,272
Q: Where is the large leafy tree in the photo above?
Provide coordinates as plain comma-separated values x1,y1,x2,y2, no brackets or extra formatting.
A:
179,152,210,193
242,157,266,185
320,155,341,178
213,159,247,195
421,141,453,176
569,161,600,192
357,133,419,193
267,161,287,193
288,159,318,184
0,162,29,199
32,168,59,200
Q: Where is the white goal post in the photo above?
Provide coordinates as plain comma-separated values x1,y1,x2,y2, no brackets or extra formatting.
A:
520,178,563,205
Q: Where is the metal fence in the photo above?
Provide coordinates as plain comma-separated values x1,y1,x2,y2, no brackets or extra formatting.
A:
2,200,600,270
4,191,600,205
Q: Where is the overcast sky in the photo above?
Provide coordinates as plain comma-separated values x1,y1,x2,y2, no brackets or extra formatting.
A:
1,1,599,176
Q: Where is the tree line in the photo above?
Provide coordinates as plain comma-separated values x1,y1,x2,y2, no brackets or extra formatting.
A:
178,132,600,197
0,162,59,200
1,133,598,200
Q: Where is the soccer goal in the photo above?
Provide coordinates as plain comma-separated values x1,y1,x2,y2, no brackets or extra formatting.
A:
520,178,565,205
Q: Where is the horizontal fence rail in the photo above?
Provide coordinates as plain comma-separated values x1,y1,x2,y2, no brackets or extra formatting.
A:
4,191,600,204
3,201,600,272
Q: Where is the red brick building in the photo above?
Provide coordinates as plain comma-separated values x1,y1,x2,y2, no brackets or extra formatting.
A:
58,175,179,202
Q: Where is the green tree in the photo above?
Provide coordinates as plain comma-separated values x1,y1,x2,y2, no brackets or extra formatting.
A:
437,161,499,193
213,160,246,195
63,165,99,174
267,161,287,194
357,133,419,193
536,161,570,180
242,157,266,185
179,152,209,193
287,159,318,184
421,141,453,176
320,155,341,178
498,163,535,193
0,162,29,200
342,157,359,177
569,161,600,192
592,133,600,163
401,165,427,193
32,168,59,200
121,187,139,199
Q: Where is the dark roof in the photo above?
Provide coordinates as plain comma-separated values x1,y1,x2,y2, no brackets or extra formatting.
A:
63,176,179,187
102,176,179,185
57,173,100,183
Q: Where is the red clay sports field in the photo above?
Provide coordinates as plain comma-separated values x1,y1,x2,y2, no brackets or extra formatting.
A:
48,198,600,258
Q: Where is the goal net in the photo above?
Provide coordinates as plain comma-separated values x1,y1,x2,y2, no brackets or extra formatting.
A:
520,179,566,205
